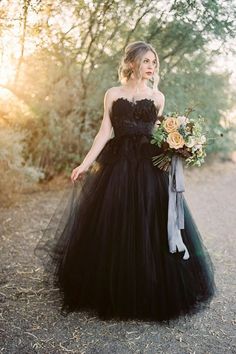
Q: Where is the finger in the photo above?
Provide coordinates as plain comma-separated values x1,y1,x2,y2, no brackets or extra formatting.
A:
71,170,76,181
74,171,79,181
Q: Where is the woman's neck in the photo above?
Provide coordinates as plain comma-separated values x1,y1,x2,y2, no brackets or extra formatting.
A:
123,78,149,93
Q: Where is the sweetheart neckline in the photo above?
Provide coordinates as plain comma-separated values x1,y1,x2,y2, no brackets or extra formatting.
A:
112,97,156,108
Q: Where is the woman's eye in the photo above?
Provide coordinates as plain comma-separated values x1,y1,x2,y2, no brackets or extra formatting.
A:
143,59,156,65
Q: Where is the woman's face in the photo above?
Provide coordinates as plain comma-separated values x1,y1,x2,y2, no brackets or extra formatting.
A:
138,50,157,80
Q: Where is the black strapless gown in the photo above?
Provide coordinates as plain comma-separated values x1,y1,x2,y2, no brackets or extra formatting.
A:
34,97,217,322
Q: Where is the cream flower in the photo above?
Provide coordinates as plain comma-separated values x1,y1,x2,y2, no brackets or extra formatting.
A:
200,135,206,144
177,115,189,125
167,132,185,149
185,136,196,148
163,117,179,133
195,136,206,145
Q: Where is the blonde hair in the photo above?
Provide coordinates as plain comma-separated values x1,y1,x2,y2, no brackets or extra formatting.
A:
118,41,160,91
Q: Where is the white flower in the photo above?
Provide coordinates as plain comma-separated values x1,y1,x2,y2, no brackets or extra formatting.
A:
200,135,206,144
185,136,195,148
195,136,206,145
192,144,202,152
177,115,189,125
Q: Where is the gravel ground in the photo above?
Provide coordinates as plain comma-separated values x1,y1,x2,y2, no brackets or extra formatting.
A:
0,160,236,354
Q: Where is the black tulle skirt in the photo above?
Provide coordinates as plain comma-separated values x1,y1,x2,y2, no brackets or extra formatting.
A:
34,134,217,323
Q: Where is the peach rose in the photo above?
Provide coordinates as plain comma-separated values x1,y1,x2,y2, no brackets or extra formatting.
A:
163,117,179,133
167,132,185,149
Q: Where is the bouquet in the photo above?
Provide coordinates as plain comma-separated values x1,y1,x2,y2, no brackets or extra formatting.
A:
151,111,207,171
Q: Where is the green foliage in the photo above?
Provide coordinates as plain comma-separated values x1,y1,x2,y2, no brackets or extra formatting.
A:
158,53,236,154
151,126,167,148
0,114,44,204
0,0,235,181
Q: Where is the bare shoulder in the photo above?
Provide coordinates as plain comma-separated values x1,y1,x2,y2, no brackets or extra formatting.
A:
152,90,165,116
103,86,123,114
104,86,123,101
152,89,165,106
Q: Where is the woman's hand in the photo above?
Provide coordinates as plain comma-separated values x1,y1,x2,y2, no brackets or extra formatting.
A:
71,164,89,183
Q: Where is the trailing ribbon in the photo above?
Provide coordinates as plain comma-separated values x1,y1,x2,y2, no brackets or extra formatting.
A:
167,155,190,260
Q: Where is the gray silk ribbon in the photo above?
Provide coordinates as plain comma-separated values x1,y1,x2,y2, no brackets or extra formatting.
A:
167,155,190,260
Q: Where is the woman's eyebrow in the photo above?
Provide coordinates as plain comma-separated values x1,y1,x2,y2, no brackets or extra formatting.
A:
144,57,156,61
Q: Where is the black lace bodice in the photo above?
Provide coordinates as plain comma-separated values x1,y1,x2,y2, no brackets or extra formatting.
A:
95,97,161,165
110,97,159,137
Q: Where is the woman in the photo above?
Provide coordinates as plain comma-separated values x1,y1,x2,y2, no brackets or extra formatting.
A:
35,41,216,322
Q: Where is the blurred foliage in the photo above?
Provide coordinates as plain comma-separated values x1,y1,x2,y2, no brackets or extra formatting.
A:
0,96,44,204
0,0,235,188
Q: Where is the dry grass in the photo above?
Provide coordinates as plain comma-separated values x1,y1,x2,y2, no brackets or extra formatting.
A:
0,160,236,353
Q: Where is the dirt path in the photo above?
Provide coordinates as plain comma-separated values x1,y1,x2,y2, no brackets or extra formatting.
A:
1,160,236,354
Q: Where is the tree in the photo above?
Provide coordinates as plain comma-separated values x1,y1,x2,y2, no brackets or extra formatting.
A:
0,0,235,178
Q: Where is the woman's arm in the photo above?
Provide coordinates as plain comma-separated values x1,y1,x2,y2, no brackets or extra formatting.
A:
155,91,165,116
79,88,114,170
